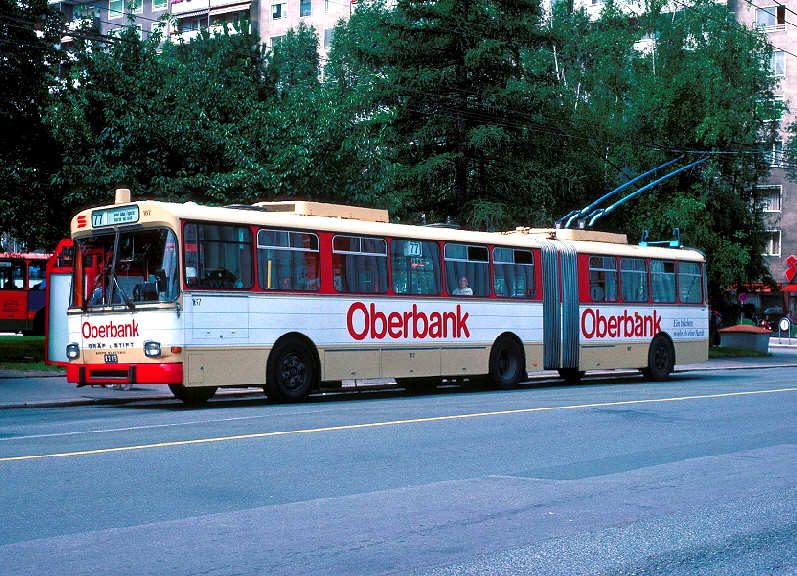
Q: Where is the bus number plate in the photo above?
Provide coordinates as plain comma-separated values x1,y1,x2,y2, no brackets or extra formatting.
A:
104,354,119,364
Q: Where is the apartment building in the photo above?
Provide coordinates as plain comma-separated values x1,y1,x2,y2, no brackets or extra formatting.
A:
53,0,354,59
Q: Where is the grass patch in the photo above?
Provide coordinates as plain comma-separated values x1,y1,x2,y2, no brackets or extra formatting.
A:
0,336,64,372
709,346,772,359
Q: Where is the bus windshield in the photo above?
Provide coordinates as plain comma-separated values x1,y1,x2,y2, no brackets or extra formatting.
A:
72,228,180,308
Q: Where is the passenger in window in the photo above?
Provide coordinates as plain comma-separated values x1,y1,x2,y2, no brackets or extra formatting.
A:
452,276,473,296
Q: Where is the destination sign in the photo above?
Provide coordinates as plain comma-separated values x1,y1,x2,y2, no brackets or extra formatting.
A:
91,206,139,228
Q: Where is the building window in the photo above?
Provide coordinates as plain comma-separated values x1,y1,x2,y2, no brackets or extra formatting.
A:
271,35,284,47
323,28,333,48
300,0,311,17
153,0,168,11
770,51,785,76
758,186,782,212
272,3,286,19
757,141,783,166
757,96,785,122
325,0,342,13
756,6,786,30
130,0,143,14
763,230,782,256
179,16,205,33
109,0,123,18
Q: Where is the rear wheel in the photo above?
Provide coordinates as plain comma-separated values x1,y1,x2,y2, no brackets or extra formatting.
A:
266,338,318,403
168,384,218,405
487,336,525,390
642,334,675,382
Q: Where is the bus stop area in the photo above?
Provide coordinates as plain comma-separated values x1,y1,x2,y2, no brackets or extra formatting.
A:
3,339,797,409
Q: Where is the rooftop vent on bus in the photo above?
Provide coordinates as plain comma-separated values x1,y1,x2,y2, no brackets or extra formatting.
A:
115,188,131,205
228,201,389,223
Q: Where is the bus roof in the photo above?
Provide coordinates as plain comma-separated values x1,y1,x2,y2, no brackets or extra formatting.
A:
71,199,704,262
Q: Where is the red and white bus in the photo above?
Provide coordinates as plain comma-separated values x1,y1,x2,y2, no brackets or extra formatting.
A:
62,190,708,403
0,251,50,335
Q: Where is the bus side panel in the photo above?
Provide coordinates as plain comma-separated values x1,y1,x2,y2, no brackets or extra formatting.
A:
674,339,709,365
184,347,270,386
580,343,648,371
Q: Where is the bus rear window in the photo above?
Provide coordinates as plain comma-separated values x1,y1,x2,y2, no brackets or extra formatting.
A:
184,223,253,290
333,235,388,294
678,262,703,303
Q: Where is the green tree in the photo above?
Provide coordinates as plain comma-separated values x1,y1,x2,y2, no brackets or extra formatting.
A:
551,0,780,308
0,0,64,249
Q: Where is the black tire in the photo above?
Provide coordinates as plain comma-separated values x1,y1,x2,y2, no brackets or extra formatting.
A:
487,336,525,390
642,334,675,382
558,368,585,384
168,384,218,404
266,338,318,403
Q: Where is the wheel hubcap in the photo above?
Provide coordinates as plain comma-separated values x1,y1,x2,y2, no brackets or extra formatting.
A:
280,353,306,391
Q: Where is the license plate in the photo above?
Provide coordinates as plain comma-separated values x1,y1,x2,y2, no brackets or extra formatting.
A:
104,354,119,364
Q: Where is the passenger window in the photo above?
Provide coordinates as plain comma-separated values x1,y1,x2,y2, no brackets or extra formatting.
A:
444,243,489,297
0,261,25,290
621,258,649,302
391,239,441,295
651,260,676,303
333,235,388,294
493,248,534,297
589,256,618,301
678,262,703,303
257,229,320,291
184,223,253,290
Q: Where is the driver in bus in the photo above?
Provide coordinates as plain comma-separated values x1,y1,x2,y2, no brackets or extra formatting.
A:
453,276,473,296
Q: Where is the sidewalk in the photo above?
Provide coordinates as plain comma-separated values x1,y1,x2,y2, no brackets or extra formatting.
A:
3,339,797,409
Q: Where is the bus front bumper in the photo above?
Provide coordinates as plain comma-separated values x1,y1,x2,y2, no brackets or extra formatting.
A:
67,363,183,386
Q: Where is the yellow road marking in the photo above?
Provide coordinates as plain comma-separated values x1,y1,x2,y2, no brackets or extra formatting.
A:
3,387,796,462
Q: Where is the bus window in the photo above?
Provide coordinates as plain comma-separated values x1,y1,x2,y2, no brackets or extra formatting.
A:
678,262,703,303
28,262,46,289
257,229,320,291
651,260,676,303
621,258,649,302
391,239,441,295
444,243,489,297
72,229,181,306
589,256,617,301
184,223,253,290
493,248,534,298
333,235,388,294
0,260,25,290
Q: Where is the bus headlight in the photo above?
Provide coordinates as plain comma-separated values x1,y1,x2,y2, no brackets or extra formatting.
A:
66,343,80,360
143,341,162,358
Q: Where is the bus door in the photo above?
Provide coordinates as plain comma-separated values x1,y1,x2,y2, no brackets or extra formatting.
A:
538,240,579,371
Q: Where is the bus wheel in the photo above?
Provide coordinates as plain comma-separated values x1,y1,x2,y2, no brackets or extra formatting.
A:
487,336,525,390
266,338,317,403
558,368,585,383
642,335,675,382
168,384,218,405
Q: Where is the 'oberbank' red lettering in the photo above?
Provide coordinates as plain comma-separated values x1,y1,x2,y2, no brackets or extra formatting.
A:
347,303,470,341
581,308,661,339
82,319,140,339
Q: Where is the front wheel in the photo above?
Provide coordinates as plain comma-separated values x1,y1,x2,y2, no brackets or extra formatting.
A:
641,334,675,382
169,384,218,405
487,336,525,390
266,338,318,403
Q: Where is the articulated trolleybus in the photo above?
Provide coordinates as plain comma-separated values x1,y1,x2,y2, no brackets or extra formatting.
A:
64,189,708,403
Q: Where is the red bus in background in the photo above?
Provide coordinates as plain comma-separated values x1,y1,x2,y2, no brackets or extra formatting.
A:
0,252,50,335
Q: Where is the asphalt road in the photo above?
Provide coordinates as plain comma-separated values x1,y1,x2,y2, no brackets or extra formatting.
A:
1,367,796,575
